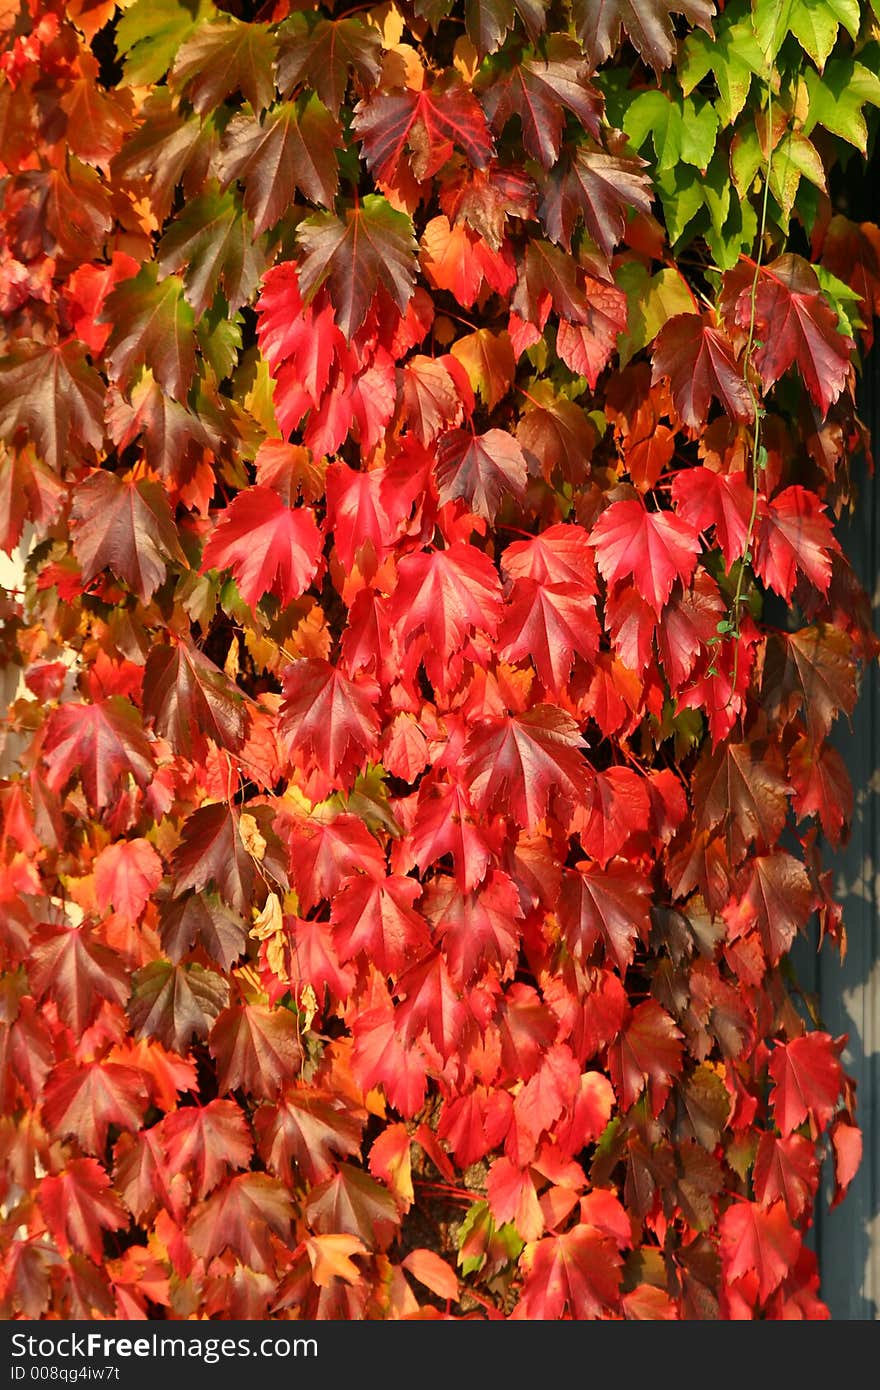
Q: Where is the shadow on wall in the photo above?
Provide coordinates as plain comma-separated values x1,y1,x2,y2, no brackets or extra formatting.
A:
794,350,880,1320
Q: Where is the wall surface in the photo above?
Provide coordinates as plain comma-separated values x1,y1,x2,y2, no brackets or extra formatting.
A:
798,345,880,1319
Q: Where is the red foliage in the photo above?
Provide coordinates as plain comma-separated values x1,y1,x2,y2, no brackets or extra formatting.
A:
0,0,877,1323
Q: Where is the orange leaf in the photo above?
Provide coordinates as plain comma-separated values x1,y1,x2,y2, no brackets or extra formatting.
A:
305,1234,367,1287
402,1248,459,1302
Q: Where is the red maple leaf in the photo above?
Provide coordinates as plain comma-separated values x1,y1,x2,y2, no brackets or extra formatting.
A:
389,543,503,658
187,1173,293,1273
753,485,836,601
351,1005,429,1117
724,851,816,966
161,1099,254,1201
425,869,522,985
731,254,853,414
555,1072,615,1156
394,949,472,1061
94,838,163,924
128,959,229,1052
501,522,596,588
768,1033,844,1137
671,466,754,569
305,1163,400,1250
354,76,494,184
559,858,652,972
555,277,629,387
276,914,355,1005
651,313,754,429
420,215,516,305
719,1198,801,1305
486,1157,543,1241
462,706,591,830
71,471,187,602
499,578,600,690
38,1159,128,1264
142,639,248,757
477,38,602,169
172,802,287,913
402,781,497,891
510,1042,582,1159
513,1224,623,1319
830,1118,862,1209
209,1002,303,1099
295,196,418,340
435,427,528,522
285,811,386,912
279,659,380,785
753,1133,819,1220
438,1087,513,1167
113,1126,182,1224
254,1085,364,1186
788,735,852,847
200,486,323,612
42,1059,149,1155
0,443,65,554
590,498,700,615
42,697,155,811
331,873,430,976
29,924,130,1035
577,765,651,865
608,1000,683,1113
325,462,397,572
401,354,466,444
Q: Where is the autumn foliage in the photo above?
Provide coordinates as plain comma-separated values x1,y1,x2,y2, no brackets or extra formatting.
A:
1,0,879,1321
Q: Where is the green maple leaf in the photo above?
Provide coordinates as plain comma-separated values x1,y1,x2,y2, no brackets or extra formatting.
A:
623,91,718,171
802,58,880,153
655,164,705,244
116,0,218,86
158,186,266,318
103,264,197,401
701,149,758,267
751,0,860,67
787,0,860,69
813,265,866,340
616,264,696,364
769,131,827,219
679,0,764,126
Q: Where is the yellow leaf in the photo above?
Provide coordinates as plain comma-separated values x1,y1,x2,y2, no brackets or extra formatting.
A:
453,36,480,82
298,982,318,1033
251,892,283,940
380,43,424,91
238,812,266,861
223,634,239,682
305,1234,367,1287
266,933,286,979
368,2,405,45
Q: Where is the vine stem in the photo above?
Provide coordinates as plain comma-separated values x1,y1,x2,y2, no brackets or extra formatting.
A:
725,52,777,709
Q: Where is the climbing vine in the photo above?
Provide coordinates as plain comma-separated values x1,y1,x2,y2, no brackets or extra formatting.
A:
1,0,880,1320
